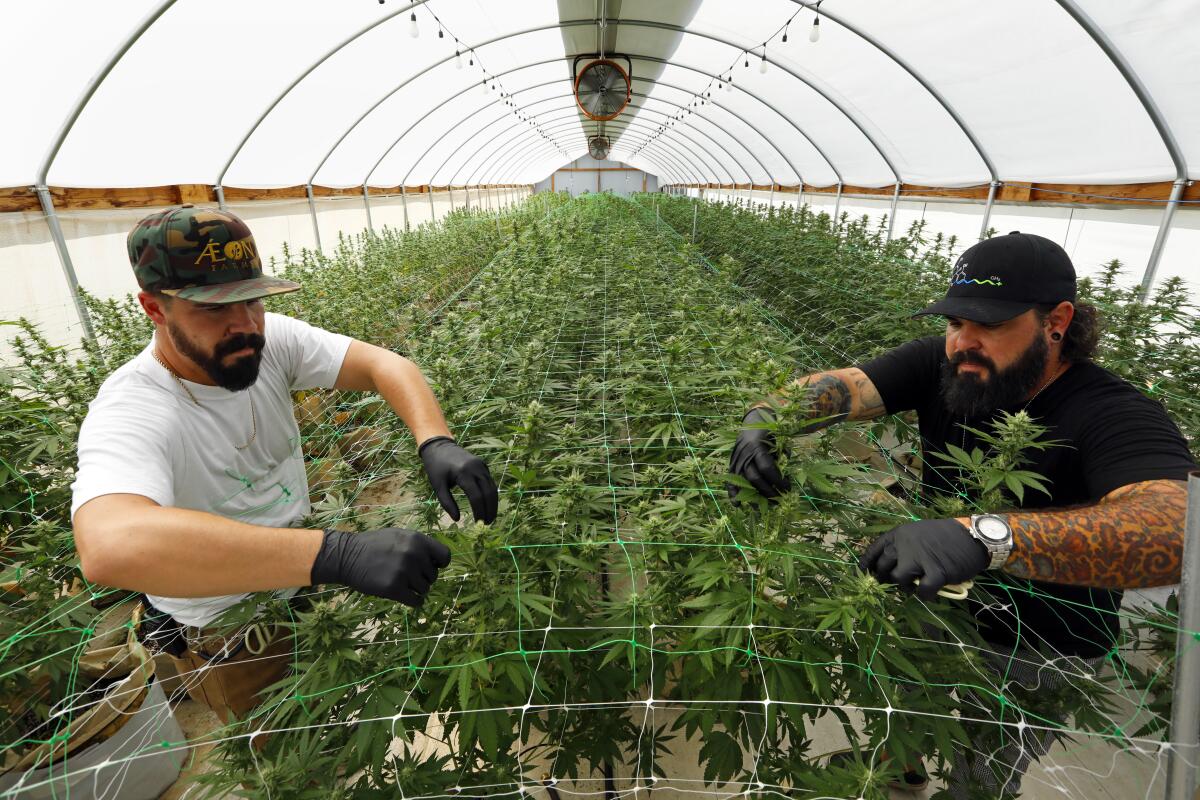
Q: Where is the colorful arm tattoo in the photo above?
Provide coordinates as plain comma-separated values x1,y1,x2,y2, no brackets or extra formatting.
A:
1002,479,1188,588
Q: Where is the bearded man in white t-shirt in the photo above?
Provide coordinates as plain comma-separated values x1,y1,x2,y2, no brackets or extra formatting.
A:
70,205,498,723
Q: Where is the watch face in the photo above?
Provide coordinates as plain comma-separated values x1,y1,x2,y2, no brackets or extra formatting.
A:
976,516,1010,543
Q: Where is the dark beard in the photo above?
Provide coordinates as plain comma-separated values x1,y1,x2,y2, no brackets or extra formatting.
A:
167,321,265,392
940,333,1048,418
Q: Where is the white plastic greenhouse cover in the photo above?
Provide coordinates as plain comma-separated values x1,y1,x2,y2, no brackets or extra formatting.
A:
3,0,1199,191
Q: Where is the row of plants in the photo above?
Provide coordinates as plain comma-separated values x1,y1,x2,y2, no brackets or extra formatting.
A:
1,190,1182,798
640,191,1199,740
640,193,1200,458
0,197,562,780
188,194,1124,798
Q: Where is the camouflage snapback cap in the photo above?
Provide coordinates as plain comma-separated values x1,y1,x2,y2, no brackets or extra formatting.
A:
127,205,300,304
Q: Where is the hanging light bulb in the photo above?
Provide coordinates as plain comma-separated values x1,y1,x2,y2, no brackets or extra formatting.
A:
455,50,462,69
760,46,768,73
782,23,789,43
744,56,749,68
809,15,820,42
726,75,734,92
409,11,419,37
438,27,444,39
481,78,488,94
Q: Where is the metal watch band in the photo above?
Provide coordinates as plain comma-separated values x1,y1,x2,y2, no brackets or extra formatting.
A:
970,514,1014,570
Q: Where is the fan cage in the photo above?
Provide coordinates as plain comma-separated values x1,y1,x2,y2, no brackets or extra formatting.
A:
574,58,632,122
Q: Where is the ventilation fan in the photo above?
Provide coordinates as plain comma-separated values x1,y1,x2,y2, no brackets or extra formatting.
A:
588,135,611,160
573,55,632,121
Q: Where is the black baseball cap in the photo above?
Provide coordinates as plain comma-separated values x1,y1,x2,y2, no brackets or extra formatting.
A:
915,231,1077,324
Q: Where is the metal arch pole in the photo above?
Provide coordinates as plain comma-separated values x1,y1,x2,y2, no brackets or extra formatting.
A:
420,95,586,190
886,182,901,243
493,131,689,191
309,21,884,195
34,186,95,342
467,114,702,190
401,184,409,232
446,99,725,191
448,185,456,213
633,59,840,183
427,185,435,220
217,1,429,187
1167,471,1200,800
496,113,708,185
627,55,837,183
34,0,177,344
605,146,689,187
630,86,792,187
306,183,323,253
465,130,581,186
362,183,375,235
603,112,743,187
1053,0,1188,301
787,0,997,186
602,149,689,188
475,138,594,192
363,71,567,187
215,184,227,211
979,180,999,241
351,51,822,201
833,181,844,224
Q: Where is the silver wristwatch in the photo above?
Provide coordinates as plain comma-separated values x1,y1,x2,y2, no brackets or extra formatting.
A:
968,514,1013,570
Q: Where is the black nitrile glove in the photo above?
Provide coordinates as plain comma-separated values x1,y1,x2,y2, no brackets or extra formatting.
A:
418,436,499,524
728,407,791,501
311,528,451,607
858,518,989,601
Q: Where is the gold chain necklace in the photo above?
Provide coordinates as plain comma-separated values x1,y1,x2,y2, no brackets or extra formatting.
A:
152,348,257,450
1024,360,1069,410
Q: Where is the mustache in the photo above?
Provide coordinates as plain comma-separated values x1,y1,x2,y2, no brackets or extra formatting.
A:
215,332,265,359
949,350,996,371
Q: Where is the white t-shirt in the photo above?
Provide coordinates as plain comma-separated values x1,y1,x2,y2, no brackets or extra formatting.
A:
70,312,352,627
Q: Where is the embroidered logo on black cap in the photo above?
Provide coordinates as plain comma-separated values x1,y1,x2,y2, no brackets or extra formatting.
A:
950,256,1003,288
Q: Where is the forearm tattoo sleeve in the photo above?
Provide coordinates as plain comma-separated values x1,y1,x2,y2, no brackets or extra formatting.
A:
1003,479,1187,588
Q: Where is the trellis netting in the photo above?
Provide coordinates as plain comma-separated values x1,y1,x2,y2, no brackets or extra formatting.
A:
2,192,1198,799
3,1,1200,798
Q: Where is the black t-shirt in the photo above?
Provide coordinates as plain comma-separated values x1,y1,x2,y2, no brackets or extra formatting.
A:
861,336,1196,657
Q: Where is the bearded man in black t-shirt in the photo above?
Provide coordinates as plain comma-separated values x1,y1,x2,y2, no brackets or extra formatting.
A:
730,231,1195,795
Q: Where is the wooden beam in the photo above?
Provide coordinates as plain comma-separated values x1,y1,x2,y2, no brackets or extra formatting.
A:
2,179,1193,214
673,180,1199,208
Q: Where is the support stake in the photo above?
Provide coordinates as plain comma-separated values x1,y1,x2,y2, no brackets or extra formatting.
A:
691,202,698,243
306,183,322,254
35,185,95,343
1166,470,1200,800
362,183,374,235
979,180,1000,241
886,182,901,243
1140,178,1189,302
